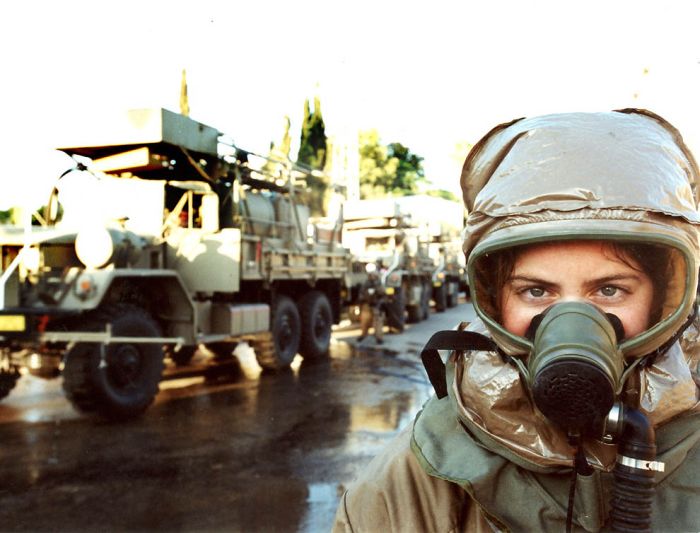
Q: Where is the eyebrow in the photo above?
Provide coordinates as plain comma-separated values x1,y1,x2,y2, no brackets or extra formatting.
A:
507,273,643,287
507,275,554,285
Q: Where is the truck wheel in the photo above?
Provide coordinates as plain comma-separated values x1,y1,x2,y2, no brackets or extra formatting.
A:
385,288,405,332
299,291,332,360
407,305,422,324
447,283,459,308
0,367,20,400
421,281,431,320
167,345,197,366
434,284,447,312
255,296,300,371
62,304,164,420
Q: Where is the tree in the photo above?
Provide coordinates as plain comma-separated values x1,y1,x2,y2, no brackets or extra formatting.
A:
358,130,426,198
425,189,460,202
262,116,292,179
359,129,393,198
386,142,426,194
297,97,330,216
297,96,327,170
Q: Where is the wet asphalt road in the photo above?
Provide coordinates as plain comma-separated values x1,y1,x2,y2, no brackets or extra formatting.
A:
0,300,475,532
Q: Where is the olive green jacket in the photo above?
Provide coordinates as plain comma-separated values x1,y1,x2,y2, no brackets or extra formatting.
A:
333,390,700,532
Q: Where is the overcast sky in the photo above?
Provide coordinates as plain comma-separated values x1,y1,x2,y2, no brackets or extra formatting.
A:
1,0,699,208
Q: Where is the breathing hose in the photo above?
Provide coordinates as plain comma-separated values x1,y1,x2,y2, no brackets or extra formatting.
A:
607,404,663,532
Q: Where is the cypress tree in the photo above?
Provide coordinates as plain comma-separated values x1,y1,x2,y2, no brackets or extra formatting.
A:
297,96,327,170
297,96,329,216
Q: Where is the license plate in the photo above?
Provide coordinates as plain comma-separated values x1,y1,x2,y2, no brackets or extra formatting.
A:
0,315,26,332
433,282,442,287
385,287,395,295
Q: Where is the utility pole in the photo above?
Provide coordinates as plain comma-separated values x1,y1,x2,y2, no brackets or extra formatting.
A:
180,69,190,117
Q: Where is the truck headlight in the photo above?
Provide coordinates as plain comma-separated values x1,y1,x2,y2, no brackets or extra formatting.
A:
75,227,114,269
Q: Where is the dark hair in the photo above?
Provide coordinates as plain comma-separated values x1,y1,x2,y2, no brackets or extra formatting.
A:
474,240,671,325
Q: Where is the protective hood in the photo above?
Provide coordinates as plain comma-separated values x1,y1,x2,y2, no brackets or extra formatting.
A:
461,109,700,358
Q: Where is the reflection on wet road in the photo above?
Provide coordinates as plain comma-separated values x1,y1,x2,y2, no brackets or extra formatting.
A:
0,322,445,531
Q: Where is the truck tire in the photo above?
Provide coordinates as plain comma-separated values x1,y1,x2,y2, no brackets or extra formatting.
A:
385,287,405,332
62,304,164,420
407,305,422,324
255,296,300,371
0,368,20,400
447,282,459,308
434,283,447,312
404,279,417,325
299,291,332,360
421,280,431,320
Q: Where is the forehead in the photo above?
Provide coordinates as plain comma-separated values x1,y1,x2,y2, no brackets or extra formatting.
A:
512,241,639,272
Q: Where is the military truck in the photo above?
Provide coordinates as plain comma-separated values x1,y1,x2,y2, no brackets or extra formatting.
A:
398,195,466,311
0,108,349,419
429,239,464,312
342,195,465,325
342,197,434,328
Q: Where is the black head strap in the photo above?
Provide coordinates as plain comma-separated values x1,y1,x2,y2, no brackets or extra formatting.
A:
638,304,698,368
420,330,498,398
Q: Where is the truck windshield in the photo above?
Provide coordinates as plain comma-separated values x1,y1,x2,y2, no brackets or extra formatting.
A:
57,172,166,236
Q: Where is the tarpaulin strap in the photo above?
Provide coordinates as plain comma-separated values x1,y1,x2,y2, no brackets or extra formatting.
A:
420,330,498,399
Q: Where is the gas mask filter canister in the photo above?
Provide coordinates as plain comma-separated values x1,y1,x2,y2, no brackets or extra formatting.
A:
527,301,625,438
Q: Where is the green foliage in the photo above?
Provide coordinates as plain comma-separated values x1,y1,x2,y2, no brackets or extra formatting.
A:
424,189,460,202
0,206,58,226
297,97,329,216
387,142,425,193
262,116,293,179
302,171,330,218
297,96,327,170
358,130,426,198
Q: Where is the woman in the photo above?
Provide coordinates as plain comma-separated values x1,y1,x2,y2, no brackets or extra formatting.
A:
333,109,700,532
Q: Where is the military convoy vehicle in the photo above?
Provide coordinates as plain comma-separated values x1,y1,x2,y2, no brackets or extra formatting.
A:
429,240,464,311
0,108,349,419
341,195,464,328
